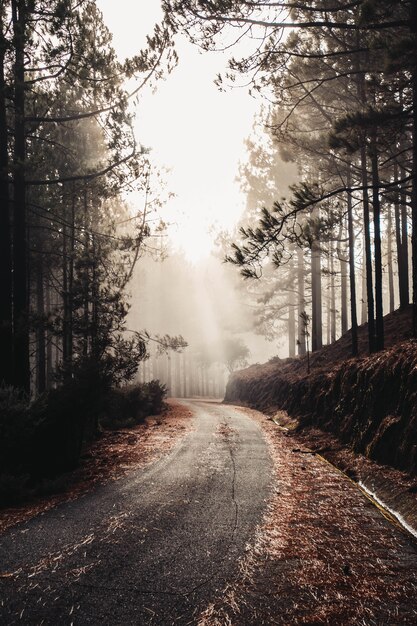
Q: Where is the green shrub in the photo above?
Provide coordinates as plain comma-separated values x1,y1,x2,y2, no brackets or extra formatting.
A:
101,380,167,429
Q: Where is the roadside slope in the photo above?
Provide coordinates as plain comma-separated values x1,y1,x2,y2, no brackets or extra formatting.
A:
198,406,417,625
225,306,417,474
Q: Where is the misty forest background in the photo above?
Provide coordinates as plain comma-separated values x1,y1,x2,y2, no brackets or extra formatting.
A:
1,0,417,490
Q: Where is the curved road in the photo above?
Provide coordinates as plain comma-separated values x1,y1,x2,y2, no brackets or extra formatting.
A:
0,401,271,625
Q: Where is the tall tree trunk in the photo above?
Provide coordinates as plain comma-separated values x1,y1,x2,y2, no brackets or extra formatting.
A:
288,265,296,357
394,162,406,308
68,189,75,364
370,131,384,351
356,47,375,352
361,243,367,325
347,164,358,356
62,194,70,369
297,246,306,355
167,355,172,397
360,144,376,353
175,352,181,397
82,188,89,356
311,222,322,352
12,0,30,391
338,221,348,336
387,200,395,313
183,353,188,398
91,234,99,359
62,187,75,373
35,252,46,394
45,276,53,388
411,2,417,336
326,250,331,345
178,353,184,397
399,161,410,307
190,357,196,396
202,365,207,397
0,15,12,385
330,242,336,344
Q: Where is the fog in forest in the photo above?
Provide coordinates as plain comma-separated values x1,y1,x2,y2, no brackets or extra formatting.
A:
124,129,299,396
2,0,416,482
92,1,303,396
128,251,271,396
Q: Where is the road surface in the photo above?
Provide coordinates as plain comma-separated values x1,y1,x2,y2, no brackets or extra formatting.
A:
0,401,271,625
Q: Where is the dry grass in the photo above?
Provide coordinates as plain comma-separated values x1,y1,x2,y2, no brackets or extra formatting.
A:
198,408,417,625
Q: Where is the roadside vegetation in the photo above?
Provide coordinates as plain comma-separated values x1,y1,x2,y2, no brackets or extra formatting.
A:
0,377,168,506
0,1,185,505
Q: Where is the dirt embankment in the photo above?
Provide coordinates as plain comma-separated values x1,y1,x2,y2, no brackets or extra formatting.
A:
225,306,417,475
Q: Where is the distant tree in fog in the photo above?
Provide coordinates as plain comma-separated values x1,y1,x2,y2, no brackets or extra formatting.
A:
223,337,250,373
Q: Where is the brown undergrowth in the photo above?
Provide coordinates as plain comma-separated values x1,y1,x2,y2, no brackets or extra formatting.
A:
198,408,417,625
0,400,194,535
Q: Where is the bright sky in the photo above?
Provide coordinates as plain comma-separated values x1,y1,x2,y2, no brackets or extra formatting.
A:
96,0,260,261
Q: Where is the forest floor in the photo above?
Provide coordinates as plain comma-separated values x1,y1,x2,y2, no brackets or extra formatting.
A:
0,399,194,535
197,405,417,625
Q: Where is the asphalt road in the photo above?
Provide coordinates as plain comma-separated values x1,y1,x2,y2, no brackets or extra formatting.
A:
0,401,272,625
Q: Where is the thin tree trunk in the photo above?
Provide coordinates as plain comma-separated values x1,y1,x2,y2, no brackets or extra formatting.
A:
330,243,336,343
288,279,296,357
356,47,375,352
370,131,384,351
361,242,367,325
12,0,30,391
297,246,306,356
91,234,99,358
387,200,395,313
0,15,12,385
36,252,46,394
326,252,331,345
183,353,187,398
360,144,376,353
83,188,89,356
62,189,74,374
411,1,417,335
311,221,322,352
45,276,53,388
347,164,358,356
400,161,410,307
394,162,406,307
68,189,75,365
338,221,348,336
175,352,181,397
167,355,172,397
62,193,70,368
